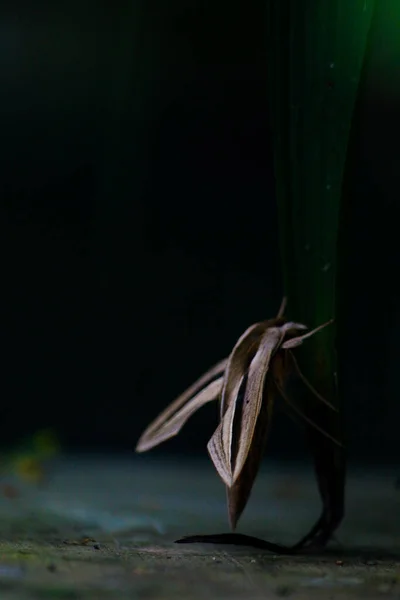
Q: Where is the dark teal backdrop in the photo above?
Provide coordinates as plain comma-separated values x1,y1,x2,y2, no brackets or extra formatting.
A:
0,1,399,461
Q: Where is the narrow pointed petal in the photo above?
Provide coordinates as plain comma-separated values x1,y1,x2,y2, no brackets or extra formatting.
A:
274,321,308,347
281,320,307,332
231,327,283,483
227,379,275,529
135,358,227,452
289,350,337,412
274,379,342,447
207,416,233,487
276,296,287,318
136,377,223,452
219,322,268,419
208,324,278,488
214,319,304,484
281,320,333,349
219,322,269,478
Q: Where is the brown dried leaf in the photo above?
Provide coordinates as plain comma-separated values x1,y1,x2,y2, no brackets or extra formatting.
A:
273,378,342,447
230,327,282,483
227,378,276,529
135,360,226,452
208,321,308,487
288,350,337,411
281,320,333,349
135,307,340,534
219,322,267,419
219,321,270,482
207,417,232,487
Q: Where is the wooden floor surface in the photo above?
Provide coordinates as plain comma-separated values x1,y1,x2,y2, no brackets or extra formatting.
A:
0,456,399,599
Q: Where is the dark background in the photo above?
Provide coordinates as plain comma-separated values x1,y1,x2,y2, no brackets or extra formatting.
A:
1,1,399,461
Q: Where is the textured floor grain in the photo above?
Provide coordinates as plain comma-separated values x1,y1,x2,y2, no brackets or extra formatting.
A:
0,456,399,598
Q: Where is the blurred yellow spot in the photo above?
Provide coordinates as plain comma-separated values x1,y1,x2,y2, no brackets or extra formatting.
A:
33,429,60,459
13,456,45,484
0,429,61,486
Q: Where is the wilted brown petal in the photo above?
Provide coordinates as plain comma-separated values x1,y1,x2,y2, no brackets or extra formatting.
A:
209,320,275,486
209,323,310,487
219,322,267,420
207,323,276,488
273,378,342,447
135,359,227,452
136,377,223,452
219,321,270,482
227,378,276,529
207,416,233,487
281,320,333,349
231,326,283,483
288,350,337,411
276,297,287,319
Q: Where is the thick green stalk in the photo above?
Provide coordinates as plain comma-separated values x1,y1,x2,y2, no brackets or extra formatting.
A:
266,0,374,403
266,0,375,546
